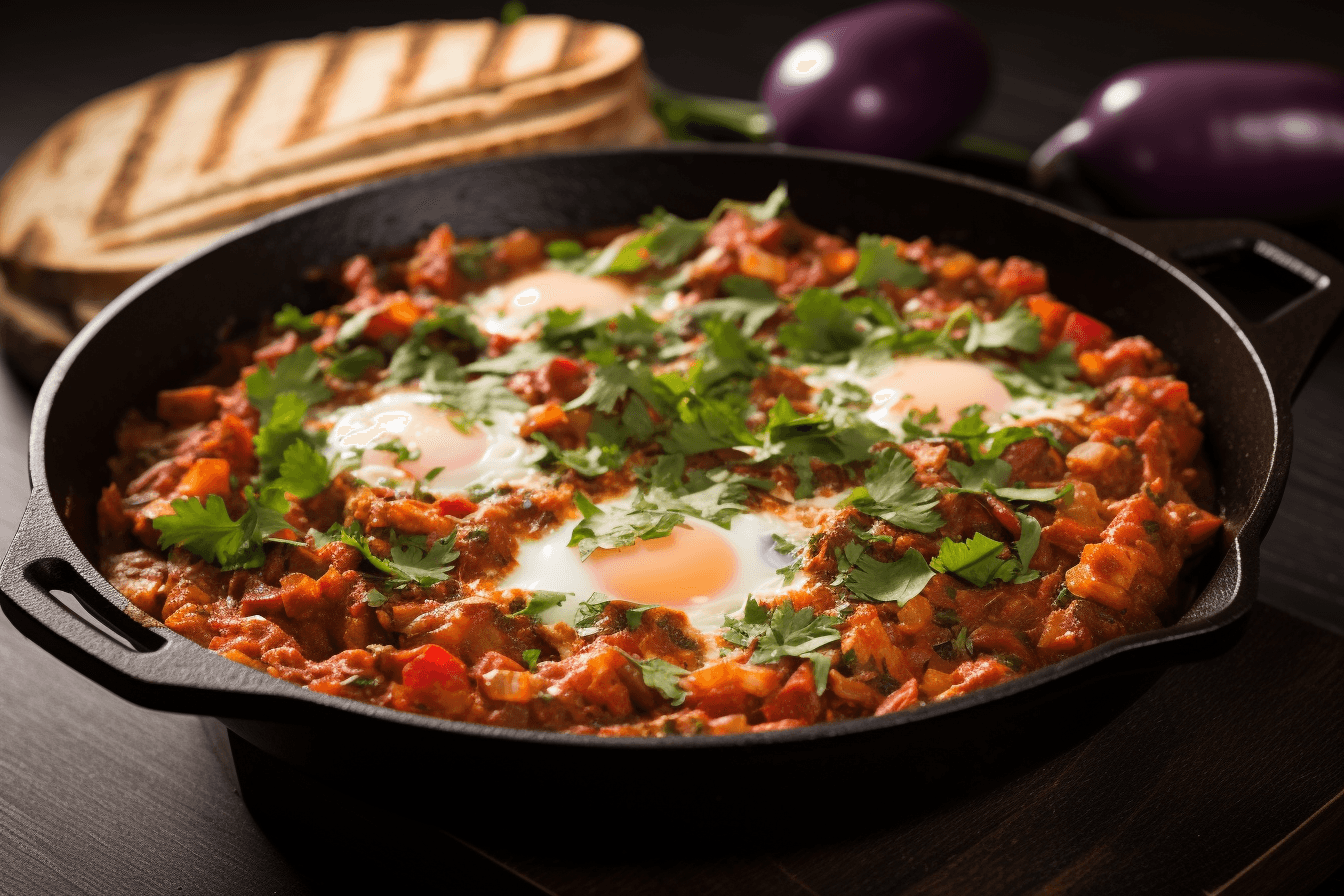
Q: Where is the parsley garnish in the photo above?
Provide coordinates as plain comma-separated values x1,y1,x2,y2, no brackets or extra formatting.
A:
587,209,708,275
365,589,388,608
614,649,689,705
568,493,684,560
545,239,585,260
992,342,1096,401
522,648,541,670
153,487,290,570
327,346,383,381
838,448,944,534
529,432,628,478
573,592,612,634
245,345,331,422
273,304,318,333
373,439,421,464
273,439,332,499
512,590,569,618
853,234,928,289
843,548,934,606
723,598,842,695
929,517,1040,587
315,523,459,587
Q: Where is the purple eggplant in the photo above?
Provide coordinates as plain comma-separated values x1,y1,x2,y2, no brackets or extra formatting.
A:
1030,60,1344,219
759,0,989,159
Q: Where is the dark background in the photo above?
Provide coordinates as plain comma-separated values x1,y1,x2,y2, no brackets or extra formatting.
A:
2,2,1343,894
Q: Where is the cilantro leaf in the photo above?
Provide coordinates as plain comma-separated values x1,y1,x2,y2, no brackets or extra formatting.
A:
153,487,291,570
253,392,327,481
839,448,944,534
512,590,569,618
710,183,790,224
928,528,1038,587
274,304,318,333
854,234,928,289
545,239,585,260
756,396,889,468
325,523,459,587
992,342,1096,401
615,649,689,705
365,589,388,608
588,210,708,275
642,453,770,528
327,346,383,381
625,605,652,629
273,439,331,499
522,648,541,670
730,600,842,695
776,288,866,363
573,592,612,634
844,548,934,605
965,303,1041,354
464,341,557,376
245,345,331,422
336,308,376,347
530,432,628,478
426,374,526,426
568,493,684,560
723,596,771,648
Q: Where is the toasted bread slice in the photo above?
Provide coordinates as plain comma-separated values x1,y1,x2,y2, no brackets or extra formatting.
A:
0,15,663,302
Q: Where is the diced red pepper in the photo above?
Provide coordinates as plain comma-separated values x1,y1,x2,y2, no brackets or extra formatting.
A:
434,496,479,518
1026,295,1070,340
1061,311,1113,352
363,295,422,340
402,644,469,691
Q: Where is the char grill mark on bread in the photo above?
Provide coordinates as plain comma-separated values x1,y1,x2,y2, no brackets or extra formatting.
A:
0,16,660,286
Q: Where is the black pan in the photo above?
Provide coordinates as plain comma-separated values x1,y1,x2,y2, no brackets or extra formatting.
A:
3,146,1342,793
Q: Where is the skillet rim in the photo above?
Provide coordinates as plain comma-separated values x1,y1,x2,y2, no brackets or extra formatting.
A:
11,143,1294,750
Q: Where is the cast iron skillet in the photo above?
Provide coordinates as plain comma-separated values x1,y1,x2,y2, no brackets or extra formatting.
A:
3,146,1343,786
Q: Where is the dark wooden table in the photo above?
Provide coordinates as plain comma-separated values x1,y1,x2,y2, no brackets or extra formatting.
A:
3,3,1343,894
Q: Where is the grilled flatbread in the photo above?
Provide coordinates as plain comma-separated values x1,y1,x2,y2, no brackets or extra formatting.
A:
0,15,663,306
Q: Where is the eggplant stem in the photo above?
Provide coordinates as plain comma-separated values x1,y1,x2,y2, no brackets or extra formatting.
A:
648,78,775,142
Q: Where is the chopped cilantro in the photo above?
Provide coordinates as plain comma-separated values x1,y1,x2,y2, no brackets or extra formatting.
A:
512,590,569,618
317,523,459,587
853,234,928,289
573,592,612,634
273,439,331,499
373,439,421,464
545,239,585,260
614,649,689,705
952,626,975,656
530,432,628,478
426,374,526,426
245,345,331,422
625,605,652,630
929,523,1040,588
453,243,492,281
327,346,383,381
838,448,944,534
642,453,770,528
336,308,376,347
709,182,790,223
725,598,842,695
934,608,961,627
964,303,1041,354
844,548,934,606
568,493,684,560
992,342,1096,401
153,487,290,570
365,589,388,608
776,288,866,363
273,303,318,333
588,209,708,275
464,341,557,375
522,648,541,671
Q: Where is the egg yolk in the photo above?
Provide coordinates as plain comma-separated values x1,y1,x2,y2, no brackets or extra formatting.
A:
330,397,488,480
480,269,634,333
586,523,739,608
865,357,1011,428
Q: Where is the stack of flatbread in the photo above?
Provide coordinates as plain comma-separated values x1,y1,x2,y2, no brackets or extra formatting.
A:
0,15,664,383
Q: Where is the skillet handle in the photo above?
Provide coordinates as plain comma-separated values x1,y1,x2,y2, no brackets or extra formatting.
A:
0,492,206,707
1094,216,1344,402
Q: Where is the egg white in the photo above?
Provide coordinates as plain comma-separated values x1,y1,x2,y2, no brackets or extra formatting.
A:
469,269,643,336
499,504,810,632
322,388,543,495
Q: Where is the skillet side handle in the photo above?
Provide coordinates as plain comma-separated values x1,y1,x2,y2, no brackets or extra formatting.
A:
0,493,186,700
1094,216,1344,402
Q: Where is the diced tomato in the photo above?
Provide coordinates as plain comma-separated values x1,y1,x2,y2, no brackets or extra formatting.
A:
540,356,589,403
1026,295,1070,340
157,385,220,426
363,295,421,340
402,644,469,691
175,458,231,499
434,496,479,518
1061,311,1113,352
